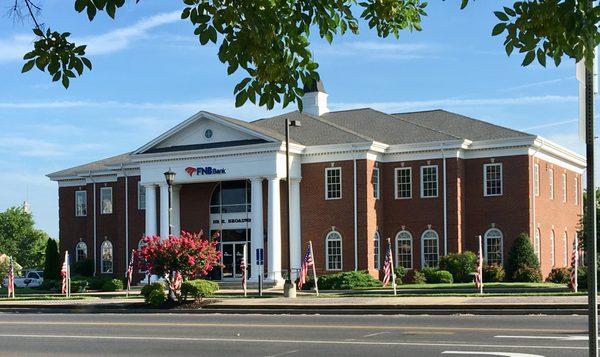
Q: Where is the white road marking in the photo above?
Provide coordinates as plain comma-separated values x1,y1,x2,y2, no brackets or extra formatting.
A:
495,335,589,341
266,350,299,357
362,332,390,338
0,333,586,351
442,352,545,357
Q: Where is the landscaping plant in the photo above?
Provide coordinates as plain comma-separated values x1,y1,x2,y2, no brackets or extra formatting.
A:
181,279,219,302
440,252,477,283
395,266,406,285
137,230,221,302
43,239,60,281
505,233,542,282
547,267,571,284
482,264,505,282
404,269,426,284
101,279,123,292
316,271,382,290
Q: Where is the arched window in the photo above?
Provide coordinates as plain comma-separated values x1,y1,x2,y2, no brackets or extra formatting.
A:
395,230,413,269
373,232,380,270
101,240,113,274
550,230,555,267
534,229,541,261
563,232,568,267
75,241,87,262
484,228,503,265
326,231,342,271
421,230,439,268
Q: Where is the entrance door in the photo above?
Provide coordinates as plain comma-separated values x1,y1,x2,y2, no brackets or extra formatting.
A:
221,242,250,280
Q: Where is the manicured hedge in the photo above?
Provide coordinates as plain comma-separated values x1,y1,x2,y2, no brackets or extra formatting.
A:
547,267,570,284
306,271,382,290
101,279,123,292
440,252,477,283
181,279,219,301
141,282,166,304
482,264,505,282
506,233,542,282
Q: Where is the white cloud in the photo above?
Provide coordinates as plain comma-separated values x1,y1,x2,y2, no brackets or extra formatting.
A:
520,119,578,131
0,11,181,63
0,136,106,158
330,95,578,113
501,76,575,92
318,41,440,60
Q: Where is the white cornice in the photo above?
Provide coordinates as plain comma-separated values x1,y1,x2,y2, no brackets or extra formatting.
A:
533,136,586,168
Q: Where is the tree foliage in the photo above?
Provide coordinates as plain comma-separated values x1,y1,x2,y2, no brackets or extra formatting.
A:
11,0,600,107
43,238,60,280
0,207,49,269
505,232,542,282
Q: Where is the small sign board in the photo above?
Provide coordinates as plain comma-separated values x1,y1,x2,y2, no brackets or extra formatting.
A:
255,248,264,266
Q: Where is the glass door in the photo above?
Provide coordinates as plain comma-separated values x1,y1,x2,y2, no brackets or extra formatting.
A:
221,244,234,279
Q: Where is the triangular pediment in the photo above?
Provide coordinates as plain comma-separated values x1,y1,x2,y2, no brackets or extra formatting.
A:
134,111,279,155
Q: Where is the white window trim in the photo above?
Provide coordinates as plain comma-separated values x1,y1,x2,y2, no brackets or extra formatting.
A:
420,165,439,198
550,230,556,267
483,228,503,265
372,167,380,200
373,231,381,270
534,163,540,197
75,241,87,262
324,167,342,200
548,169,554,200
483,163,503,197
562,173,567,203
575,177,579,205
100,187,113,215
100,240,113,274
75,190,87,217
395,230,413,270
420,229,439,268
325,231,343,271
394,167,412,200
563,232,568,267
534,229,541,261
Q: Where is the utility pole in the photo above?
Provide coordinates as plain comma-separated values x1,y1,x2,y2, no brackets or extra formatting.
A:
584,1,598,354
283,118,301,298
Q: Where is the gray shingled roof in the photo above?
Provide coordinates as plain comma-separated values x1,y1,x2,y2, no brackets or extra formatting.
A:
393,109,534,141
252,111,372,146
47,152,132,178
321,108,460,145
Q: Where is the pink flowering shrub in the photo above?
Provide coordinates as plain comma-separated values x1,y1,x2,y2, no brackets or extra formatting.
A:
137,230,221,301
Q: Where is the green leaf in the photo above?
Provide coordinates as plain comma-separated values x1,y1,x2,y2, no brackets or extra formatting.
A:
62,75,70,89
81,57,93,70
21,60,35,73
522,51,535,66
33,28,44,37
460,0,469,10
492,23,506,36
494,11,509,21
536,48,546,67
235,90,247,107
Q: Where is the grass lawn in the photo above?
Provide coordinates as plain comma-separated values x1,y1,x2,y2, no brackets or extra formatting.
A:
0,287,52,295
321,291,584,298
0,296,95,301
391,282,567,290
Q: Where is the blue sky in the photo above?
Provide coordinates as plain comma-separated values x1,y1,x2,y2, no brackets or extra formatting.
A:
0,1,587,238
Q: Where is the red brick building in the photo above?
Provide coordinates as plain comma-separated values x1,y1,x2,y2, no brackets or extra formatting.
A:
48,83,585,282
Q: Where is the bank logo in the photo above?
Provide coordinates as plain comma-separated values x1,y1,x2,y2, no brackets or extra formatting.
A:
185,166,226,177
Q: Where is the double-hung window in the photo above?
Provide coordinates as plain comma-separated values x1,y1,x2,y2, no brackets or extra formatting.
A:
420,165,438,198
372,167,380,200
483,163,503,196
138,182,146,210
75,190,87,217
395,167,412,199
534,163,540,196
575,177,579,205
325,167,342,200
100,187,113,214
562,173,567,203
548,169,554,200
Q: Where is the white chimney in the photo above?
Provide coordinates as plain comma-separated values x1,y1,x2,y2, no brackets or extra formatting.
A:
302,80,329,116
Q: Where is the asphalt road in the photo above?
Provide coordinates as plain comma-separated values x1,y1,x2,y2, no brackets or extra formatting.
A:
0,313,591,356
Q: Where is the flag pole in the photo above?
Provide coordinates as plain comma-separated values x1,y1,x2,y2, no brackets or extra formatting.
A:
309,241,319,296
243,243,248,298
67,252,71,298
574,234,578,293
478,235,483,295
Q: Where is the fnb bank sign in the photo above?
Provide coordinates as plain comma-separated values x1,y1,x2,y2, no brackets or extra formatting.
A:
185,166,226,177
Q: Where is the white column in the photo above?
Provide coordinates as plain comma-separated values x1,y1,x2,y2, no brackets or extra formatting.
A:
159,183,169,239
249,178,264,282
144,184,157,236
172,185,181,237
267,177,283,283
290,178,302,281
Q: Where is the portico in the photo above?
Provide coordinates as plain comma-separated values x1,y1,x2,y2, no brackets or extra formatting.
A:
135,112,303,285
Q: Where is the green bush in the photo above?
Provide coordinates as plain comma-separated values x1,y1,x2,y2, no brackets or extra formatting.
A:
428,270,454,284
547,267,571,284
403,269,426,284
440,252,477,283
101,279,123,292
395,266,407,284
71,279,89,293
39,279,59,292
148,289,166,307
43,239,60,281
482,264,505,282
181,279,219,301
316,271,382,290
506,233,542,282
141,282,166,303
421,267,438,283
88,276,112,290
514,266,542,283
71,259,94,277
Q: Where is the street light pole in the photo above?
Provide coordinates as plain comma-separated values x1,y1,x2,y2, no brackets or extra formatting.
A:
284,118,301,298
164,169,176,237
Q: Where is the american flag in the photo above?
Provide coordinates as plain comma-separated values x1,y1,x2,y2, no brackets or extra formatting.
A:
240,245,247,296
475,235,483,291
7,257,14,298
382,238,394,287
569,234,579,292
61,251,70,295
297,243,314,290
170,271,183,292
126,250,135,294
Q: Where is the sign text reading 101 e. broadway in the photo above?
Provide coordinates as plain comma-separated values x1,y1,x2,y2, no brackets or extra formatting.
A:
185,166,226,177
